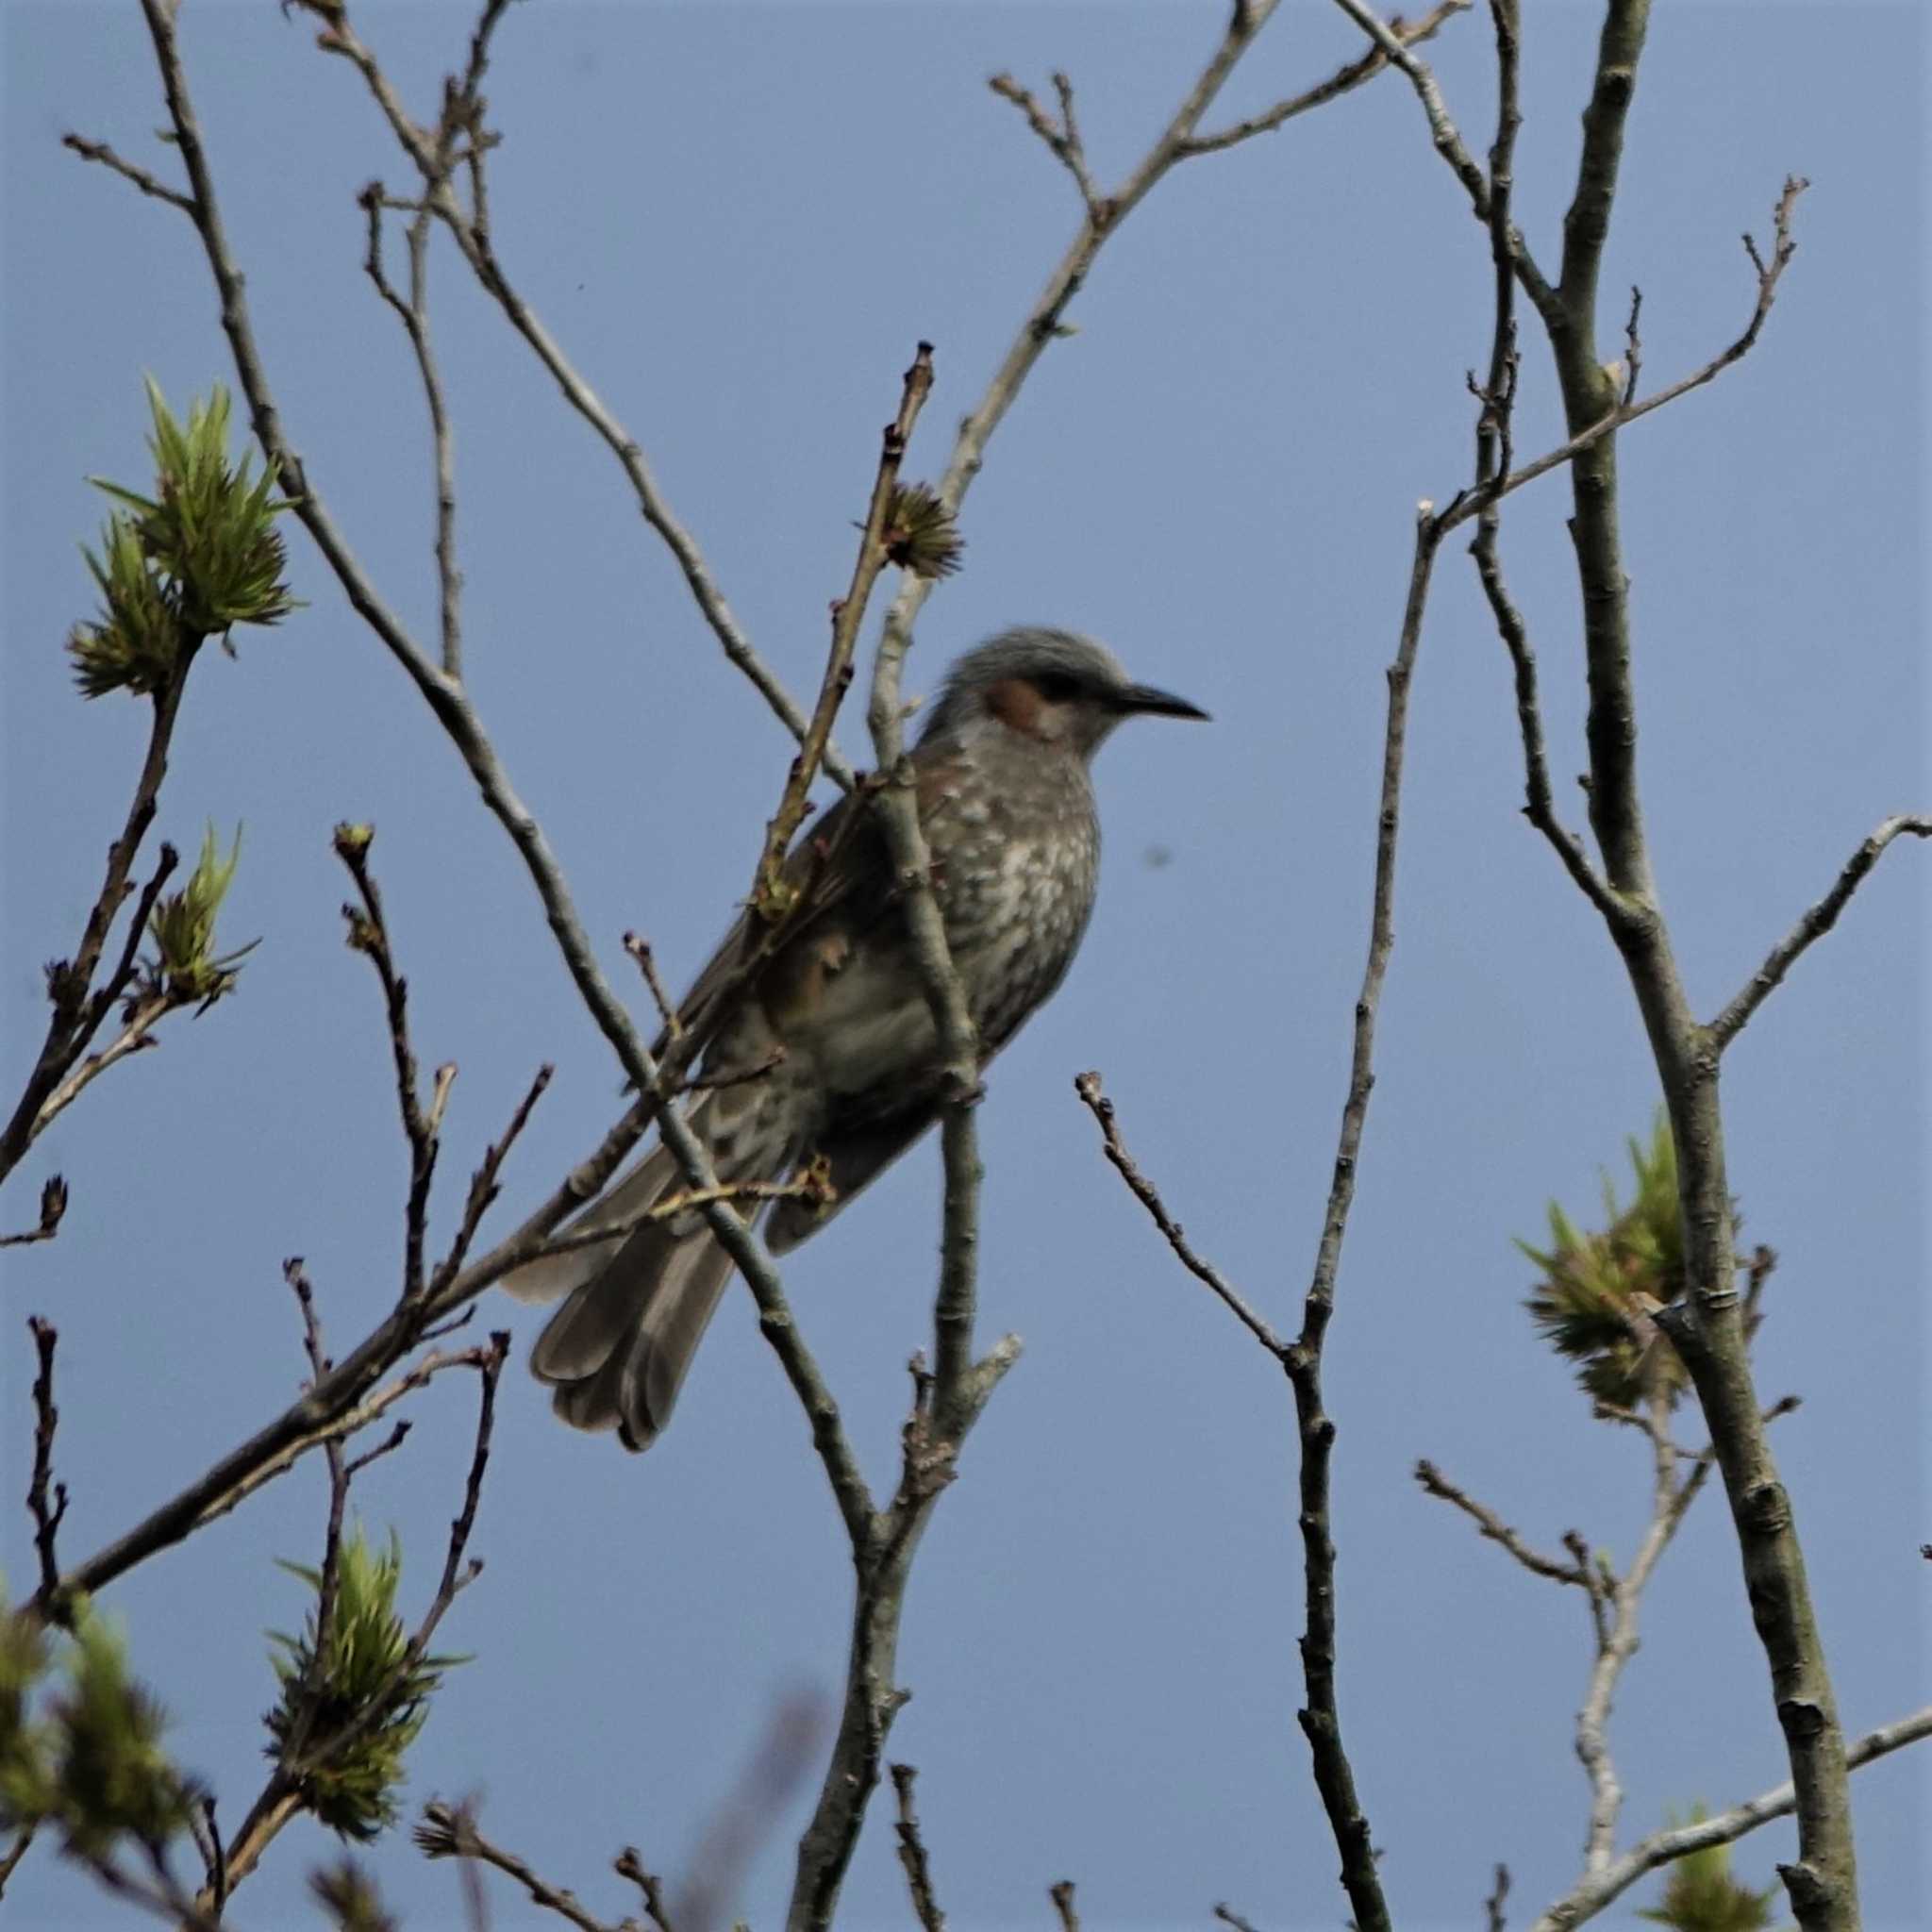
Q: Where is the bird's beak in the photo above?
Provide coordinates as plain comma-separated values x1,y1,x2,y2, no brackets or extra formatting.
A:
1118,682,1209,722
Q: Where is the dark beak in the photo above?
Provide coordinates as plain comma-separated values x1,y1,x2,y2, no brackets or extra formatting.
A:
1118,682,1209,722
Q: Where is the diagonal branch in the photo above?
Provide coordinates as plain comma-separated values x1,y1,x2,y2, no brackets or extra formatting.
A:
417,1802,617,1932
299,0,840,780
1179,1,1468,158
1074,1073,1287,1357
1,667,191,1190
1531,1703,1932,1932
1709,814,1932,1052
59,133,192,212
1413,1459,1591,1590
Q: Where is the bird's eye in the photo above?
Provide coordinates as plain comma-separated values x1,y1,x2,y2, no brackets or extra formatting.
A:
1033,672,1081,703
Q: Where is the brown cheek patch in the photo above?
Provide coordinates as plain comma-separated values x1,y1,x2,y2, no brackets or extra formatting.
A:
985,676,1047,738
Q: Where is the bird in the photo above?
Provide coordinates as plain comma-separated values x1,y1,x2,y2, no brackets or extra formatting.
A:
504,626,1207,1449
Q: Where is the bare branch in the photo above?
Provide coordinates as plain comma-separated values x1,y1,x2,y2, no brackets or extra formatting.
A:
431,1062,554,1292
1073,1072,1287,1357
60,132,192,212
358,186,464,677
750,342,935,912
1413,1459,1591,1589
307,1,840,778
1484,1864,1510,1932
29,987,181,1146
614,1846,677,1932
1048,1879,1080,1932
1709,814,1931,1051
1,669,191,1188
419,1801,617,1932
624,933,683,1044
1179,1,1468,157
25,1319,70,1615
1284,507,1446,1932
989,71,1106,219
1530,1704,1932,1932
1324,0,1562,328
335,825,442,1302
889,1765,946,1932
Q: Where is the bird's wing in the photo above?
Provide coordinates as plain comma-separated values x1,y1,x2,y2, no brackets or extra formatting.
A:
658,747,967,1061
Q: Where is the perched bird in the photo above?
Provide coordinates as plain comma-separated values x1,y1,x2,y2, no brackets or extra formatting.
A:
506,626,1206,1449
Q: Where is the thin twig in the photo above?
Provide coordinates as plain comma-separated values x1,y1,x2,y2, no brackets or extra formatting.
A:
304,0,841,781
1073,1072,1287,1357
750,341,934,916
25,1320,70,1613
360,186,464,677
1414,1460,1591,1589
625,934,683,1044
28,990,181,1143
1284,507,1445,1932
60,133,193,211
1179,2,1468,157
335,826,441,1301
1324,0,1562,328
1709,815,1932,1050
988,72,1106,219
1048,1879,1080,1932
431,1062,554,1294
1,670,192,1188
889,1765,946,1932
1484,1863,1510,1932
418,1801,615,1932
614,1847,677,1932
1212,1906,1262,1932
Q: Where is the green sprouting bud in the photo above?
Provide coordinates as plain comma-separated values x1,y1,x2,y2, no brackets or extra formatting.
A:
0,1588,56,1834
331,822,375,860
1638,1807,1779,1932
309,1856,400,1932
1520,1114,1737,1413
90,378,299,639
264,1527,467,1843
40,1608,194,1861
67,515,183,699
881,481,964,580
146,823,258,1009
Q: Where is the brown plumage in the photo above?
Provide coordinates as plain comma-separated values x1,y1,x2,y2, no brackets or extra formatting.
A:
503,627,1207,1449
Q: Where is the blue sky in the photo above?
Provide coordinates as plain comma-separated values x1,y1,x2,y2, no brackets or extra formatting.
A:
2,3,1924,1928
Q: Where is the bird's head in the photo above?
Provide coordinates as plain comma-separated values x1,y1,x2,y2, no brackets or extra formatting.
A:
919,626,1208,758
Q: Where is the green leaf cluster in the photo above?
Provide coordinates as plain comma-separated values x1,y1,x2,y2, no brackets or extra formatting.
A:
1520,1114,1692,1409
68,379,296,699
1639,1809,1783,1932
264,1528,464,1842
145,823,258,1008
0,1591,195,1862
309,1856,399,1932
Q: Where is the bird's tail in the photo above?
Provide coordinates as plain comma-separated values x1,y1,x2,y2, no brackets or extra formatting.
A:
501,1091,773,1451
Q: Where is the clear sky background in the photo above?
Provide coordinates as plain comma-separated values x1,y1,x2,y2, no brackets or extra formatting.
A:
2,3,1925,1929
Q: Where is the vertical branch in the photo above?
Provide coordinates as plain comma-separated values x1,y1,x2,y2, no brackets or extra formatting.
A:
1537,6,1857,1920
1287,513,1442,1932
25,1319,72,1621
